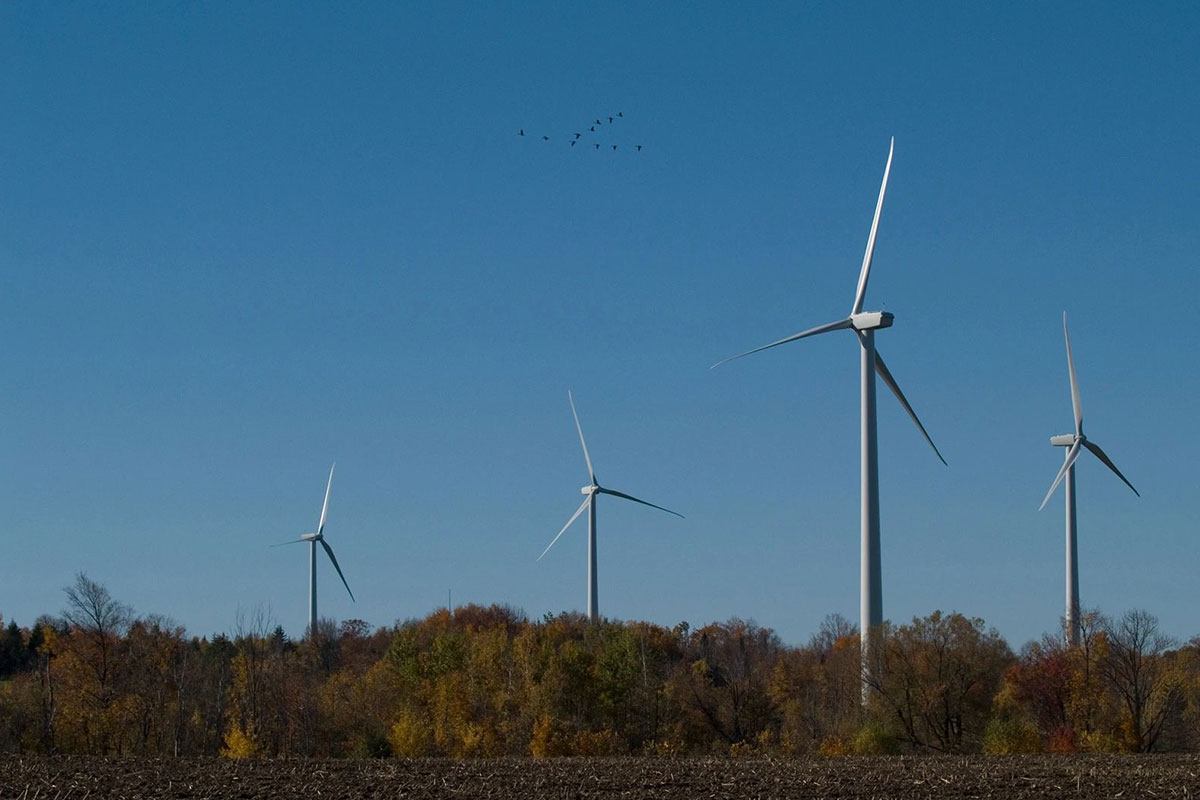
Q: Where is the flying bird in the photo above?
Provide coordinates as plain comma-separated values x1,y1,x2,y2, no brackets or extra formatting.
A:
594,143,600,150
589,126,596,132
594,119,602,125
608,116,613,123
570,140,576,147
519,129,525,136
617,111,623,117
636,145,642,151
612,145,617,151
574,133,582,139
543,135,550,141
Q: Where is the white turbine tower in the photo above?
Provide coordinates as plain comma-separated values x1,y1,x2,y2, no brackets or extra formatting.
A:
713,138,945,700
276,463,355,636
539,391,683,622
1038,312,1139,647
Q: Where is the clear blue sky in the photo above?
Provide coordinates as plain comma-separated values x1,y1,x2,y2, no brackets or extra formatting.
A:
2,2,1197,648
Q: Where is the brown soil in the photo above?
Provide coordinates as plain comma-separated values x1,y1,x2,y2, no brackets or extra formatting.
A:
2,754,1198,799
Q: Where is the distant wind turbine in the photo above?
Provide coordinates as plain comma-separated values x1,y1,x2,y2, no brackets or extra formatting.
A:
1039,312,1139,647
713,138,945,701
539,392,683,622
275,464,355,636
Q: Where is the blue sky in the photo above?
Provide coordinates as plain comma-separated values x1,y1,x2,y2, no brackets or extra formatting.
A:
2,2,1197,648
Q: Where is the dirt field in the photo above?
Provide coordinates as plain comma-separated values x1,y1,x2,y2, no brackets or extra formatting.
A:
2,754,1198,799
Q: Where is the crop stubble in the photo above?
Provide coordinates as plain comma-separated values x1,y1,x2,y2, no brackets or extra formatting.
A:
2,755,1198,799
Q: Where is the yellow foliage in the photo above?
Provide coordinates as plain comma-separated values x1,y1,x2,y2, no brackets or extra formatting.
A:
572,727,623,756
853,721,899,755
817,735,850,757
982,717,1042,754
728,740,757,758
644,737,682,757
460,721,502,757
388,711,431,757
221,722,261,759
1078,728,1124,753
530,714,570,757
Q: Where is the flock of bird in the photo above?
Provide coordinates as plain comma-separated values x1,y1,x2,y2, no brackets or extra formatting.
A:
519,111,643,152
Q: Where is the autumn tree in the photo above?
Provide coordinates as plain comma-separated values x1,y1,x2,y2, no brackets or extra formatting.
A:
867,611,1013,753
1101,609,1182,752
667,619,780,752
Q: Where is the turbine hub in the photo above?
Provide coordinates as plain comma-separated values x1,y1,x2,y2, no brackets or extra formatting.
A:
581,485,597,496
851,311,894,331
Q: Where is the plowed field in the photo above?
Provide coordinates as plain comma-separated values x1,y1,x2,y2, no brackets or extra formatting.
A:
3,754,1198,799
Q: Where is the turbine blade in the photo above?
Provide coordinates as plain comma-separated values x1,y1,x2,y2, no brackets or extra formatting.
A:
598,488,685,518
1063,312,1083,435
568,391,595,482
1039,440,1083,510
873,348,947,465
711,318,854,369
1081,439,1140,497
851,137,894,315
538,496,591,561
319,539,355,602
270,538,307,547
318,463,335,537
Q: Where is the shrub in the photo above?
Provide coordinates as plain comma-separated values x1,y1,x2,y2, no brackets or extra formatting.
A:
818,736,851,757
221,722,260,759
572,728,624,756
982,717,1042,754
388,711,431,757
853,721,900,755
530,714,570,757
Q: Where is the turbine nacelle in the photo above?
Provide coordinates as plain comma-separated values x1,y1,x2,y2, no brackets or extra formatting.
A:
1050,434,1076,447
300,532,320,541
850,311,894,331
581,485,598,496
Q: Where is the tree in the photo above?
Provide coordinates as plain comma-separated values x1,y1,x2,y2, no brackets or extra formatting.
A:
1101,610,1181,752
667,619,780,751
61,572,131,702
866,611,1013,753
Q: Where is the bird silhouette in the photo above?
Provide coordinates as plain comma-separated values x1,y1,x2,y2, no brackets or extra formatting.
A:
617,111,623,117
594,143,600,150
570,140,576,147
519,129,525,136
608,116,613,124
594,119,602,125
636,145,642,151
589,126,595,132
542,135,549,141
611,145,617,151
574,133,582,139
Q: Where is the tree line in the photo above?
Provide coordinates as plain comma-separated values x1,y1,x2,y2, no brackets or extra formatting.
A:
1,572,1198,757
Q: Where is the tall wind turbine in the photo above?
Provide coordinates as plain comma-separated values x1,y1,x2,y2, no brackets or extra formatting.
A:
539,391,683,622
276,464,355,636
713,138,945,699
1038,313,1139,647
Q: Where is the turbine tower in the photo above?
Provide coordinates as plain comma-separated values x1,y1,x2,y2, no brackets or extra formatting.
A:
276,463,355,636
1038,313,1139,647
713,138,945,701
539,391,683,622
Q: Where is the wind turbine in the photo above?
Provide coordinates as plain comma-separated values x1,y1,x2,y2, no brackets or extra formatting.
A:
1038,312,1139,647
538,391,683,622
275,463,355,636
713,138,945,700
